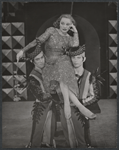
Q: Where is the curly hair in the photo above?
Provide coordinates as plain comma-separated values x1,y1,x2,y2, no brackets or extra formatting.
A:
53,14,76,28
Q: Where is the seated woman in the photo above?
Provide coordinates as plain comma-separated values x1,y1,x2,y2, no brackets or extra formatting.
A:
17,14,96,144
23,49,87,148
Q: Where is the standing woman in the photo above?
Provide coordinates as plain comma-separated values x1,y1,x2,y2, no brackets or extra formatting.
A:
17,14,96,124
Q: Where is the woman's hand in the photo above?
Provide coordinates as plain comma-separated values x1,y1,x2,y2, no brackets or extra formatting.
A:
69,24,78,33
17,50,24,62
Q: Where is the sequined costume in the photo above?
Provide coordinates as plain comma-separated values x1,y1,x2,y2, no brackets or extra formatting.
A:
27,67,87,148
36,27,79,96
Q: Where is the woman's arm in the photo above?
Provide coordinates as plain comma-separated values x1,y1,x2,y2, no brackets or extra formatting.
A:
69,24,79,47
22,39,37,52
23,27,55,53
16,27,55,61
72,32,79,47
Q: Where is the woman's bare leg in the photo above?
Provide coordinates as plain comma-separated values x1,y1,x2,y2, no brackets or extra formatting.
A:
60,82,96,119
68,89,96,119
60,82,71,119
60,82,77,147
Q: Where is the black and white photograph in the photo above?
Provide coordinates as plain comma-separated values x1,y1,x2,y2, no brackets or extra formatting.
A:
2,1,118,148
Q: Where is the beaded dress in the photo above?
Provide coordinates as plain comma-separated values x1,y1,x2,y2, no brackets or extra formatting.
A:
37,27,79,96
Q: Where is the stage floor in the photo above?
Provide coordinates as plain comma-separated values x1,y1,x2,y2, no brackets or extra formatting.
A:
2,99,117,148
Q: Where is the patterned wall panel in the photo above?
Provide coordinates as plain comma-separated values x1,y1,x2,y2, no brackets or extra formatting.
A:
108,20,117,98
2,2,24,21
2,22,27,101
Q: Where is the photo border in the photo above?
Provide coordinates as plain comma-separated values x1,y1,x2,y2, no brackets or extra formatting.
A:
0,0,118,150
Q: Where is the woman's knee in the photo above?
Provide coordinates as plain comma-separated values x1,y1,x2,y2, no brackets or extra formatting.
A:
60,82,67,89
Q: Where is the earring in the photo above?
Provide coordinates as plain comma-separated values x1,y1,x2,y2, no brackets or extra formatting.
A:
30,59,33,63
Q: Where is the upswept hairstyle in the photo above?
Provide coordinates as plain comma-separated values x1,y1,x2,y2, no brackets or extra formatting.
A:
53,14,76,28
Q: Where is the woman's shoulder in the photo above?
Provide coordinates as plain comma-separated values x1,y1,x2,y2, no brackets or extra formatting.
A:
46,27,56,34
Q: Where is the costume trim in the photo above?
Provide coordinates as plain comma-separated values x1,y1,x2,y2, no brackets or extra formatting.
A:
30,70,45,93
42,110,52,144
79,70,89,100
82,72,91,99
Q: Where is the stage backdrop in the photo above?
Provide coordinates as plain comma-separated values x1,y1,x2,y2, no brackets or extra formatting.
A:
2,2,117,101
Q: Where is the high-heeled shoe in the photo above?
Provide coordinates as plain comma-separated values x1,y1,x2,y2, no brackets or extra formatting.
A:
77,102,97,120
85,114,96,120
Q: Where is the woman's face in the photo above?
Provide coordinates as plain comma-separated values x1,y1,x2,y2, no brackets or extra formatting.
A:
59,17,72,34
34,51,45,69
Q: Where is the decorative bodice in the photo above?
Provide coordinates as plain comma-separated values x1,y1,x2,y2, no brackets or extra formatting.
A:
44,29,70,60
36,27,77,64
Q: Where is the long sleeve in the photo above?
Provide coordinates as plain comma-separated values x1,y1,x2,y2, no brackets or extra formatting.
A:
69,32,79,47
37,27,55,45
22,27,55,53
28,76,52,102
82,75,100,106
